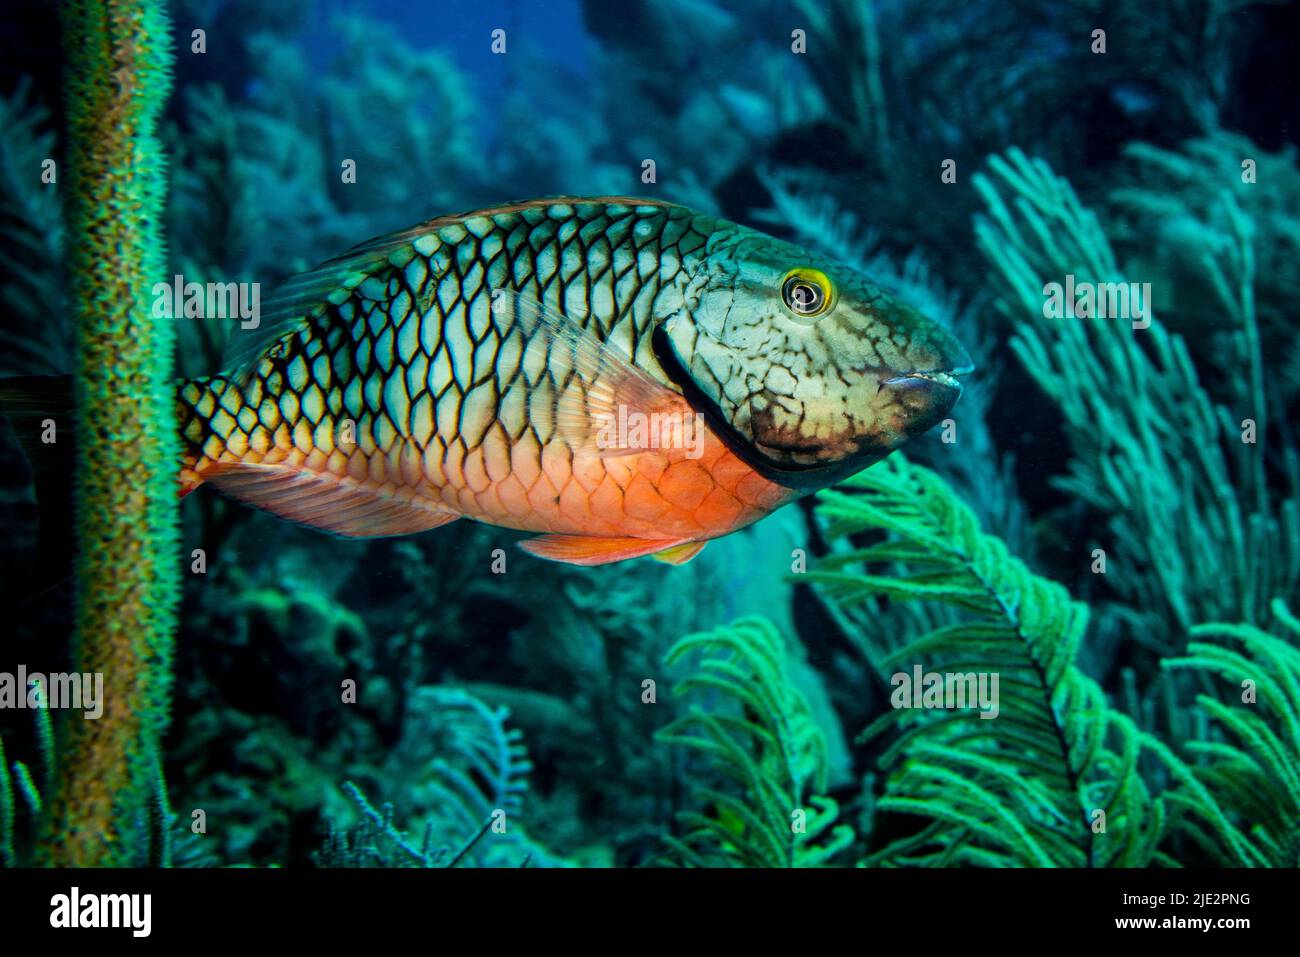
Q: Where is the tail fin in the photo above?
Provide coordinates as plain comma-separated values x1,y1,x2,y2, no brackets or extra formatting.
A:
0,375,76,601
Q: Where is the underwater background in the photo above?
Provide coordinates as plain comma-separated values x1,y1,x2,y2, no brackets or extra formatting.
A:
1,0,1299,868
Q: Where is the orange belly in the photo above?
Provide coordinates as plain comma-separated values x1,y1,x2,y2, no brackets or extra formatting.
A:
180,388,798,550
433,422,797,541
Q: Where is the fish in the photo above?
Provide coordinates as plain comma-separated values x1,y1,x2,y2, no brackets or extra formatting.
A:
169,196,972,566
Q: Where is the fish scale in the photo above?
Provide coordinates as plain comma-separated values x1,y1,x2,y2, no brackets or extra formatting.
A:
177,199,793,550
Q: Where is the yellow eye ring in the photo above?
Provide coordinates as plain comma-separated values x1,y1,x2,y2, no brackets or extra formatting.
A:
780,268,835,319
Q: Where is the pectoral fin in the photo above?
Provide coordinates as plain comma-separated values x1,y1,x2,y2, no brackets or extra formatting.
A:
490,288,694,457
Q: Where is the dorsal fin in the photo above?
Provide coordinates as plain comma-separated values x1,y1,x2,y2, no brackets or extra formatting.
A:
219,197,675,380
220,236,408,378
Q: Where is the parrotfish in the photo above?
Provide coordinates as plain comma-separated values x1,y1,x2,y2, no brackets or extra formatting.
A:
176,197,971,565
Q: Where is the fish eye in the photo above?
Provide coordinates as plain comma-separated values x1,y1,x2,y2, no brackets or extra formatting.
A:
780,268,834,318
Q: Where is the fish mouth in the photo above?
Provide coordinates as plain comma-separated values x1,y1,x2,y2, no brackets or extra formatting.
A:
882,362,973,393
879,360,973,435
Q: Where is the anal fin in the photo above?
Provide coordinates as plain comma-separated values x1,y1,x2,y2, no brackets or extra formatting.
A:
204,463,458,539
518,534,691,566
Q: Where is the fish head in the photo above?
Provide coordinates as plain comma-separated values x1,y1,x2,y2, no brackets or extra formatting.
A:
658,227,973,485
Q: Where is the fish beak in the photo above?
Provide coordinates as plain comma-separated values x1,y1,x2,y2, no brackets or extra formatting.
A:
880,348,973,435
883,343,975,394
883,366,969,392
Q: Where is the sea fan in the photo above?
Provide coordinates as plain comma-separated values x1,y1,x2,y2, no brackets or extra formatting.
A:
315,781,484,869
656,617,854,867
1153,600,1300,866
318,686,553,868
809,454,1165,867
973,147,1299,649
404,687,533,834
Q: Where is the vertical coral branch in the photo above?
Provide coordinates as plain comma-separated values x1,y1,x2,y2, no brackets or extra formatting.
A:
40,0,178,866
